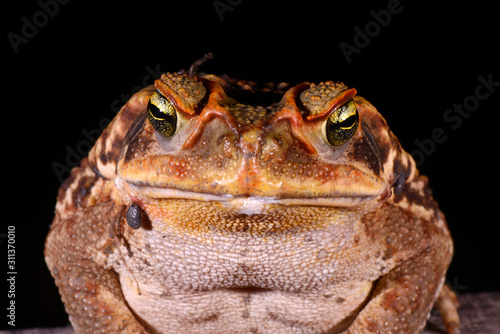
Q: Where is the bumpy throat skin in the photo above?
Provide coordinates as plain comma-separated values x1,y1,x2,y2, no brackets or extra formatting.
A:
114,201,380,333
45,72,459,334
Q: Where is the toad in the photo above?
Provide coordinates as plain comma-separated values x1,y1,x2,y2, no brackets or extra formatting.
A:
45,70,459,333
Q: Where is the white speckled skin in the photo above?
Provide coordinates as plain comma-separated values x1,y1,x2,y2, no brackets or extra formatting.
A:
45,73,459,334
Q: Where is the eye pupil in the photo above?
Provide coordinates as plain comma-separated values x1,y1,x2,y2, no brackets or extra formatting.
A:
147,92,177,138
339,115,357,129
148,101,164,120
323,101,359,147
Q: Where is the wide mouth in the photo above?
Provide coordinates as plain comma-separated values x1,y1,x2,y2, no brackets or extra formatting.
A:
117,177,381,215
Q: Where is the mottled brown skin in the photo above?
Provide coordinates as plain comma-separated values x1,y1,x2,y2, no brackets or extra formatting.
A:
45,73,459,333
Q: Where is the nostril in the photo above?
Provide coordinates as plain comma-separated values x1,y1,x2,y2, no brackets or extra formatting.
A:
218,133,238,159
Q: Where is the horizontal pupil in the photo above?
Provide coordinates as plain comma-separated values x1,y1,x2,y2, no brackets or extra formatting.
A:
148,101,167,119
339,115,357,128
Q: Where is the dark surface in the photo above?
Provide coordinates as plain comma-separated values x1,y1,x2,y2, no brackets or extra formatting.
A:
4,0,499,330
425,292,500,334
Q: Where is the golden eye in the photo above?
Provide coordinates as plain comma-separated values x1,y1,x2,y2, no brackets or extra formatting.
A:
147,91,178,138
323,100,359,147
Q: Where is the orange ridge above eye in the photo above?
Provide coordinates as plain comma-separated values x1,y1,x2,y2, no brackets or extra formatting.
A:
182,79,240,150
306,88,358,121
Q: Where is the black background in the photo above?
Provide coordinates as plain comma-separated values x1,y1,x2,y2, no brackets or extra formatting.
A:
4,0,499,330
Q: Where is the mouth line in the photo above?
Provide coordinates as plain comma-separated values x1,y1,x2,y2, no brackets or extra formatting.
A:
118,177,379,211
